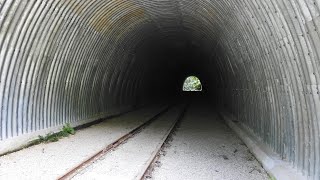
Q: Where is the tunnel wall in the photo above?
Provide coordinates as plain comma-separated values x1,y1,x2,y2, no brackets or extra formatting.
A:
0,0,156,140
0,0,320,179
213,1,320,178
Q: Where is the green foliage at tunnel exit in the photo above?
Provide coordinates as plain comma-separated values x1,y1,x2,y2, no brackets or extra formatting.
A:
183,76,202,91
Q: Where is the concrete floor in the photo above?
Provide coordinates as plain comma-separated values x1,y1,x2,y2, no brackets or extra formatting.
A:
0,102,269,180
73,105,183,180
152,103,269,180
0,106,165,180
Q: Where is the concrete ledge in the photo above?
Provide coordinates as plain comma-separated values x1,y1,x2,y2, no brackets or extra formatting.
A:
220,112,307,180
0,107,133,156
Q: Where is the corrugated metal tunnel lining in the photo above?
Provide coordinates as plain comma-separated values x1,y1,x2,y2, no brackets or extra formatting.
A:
0,0,320,178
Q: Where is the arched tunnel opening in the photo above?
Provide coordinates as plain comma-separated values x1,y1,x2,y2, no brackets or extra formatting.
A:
182,76,203,91
0,0,320,179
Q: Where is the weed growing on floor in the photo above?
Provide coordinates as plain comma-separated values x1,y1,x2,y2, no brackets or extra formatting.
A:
62,123,75,135
269,176,276,180
29,123,76,145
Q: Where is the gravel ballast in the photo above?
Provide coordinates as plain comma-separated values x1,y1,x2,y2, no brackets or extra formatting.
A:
152,102,270,180
0,106,165,179
72,105,183,180
0,102,271,180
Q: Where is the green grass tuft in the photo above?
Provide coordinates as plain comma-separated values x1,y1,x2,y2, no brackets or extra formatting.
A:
31,123,76,144
269,176,276,180
62,123,75,135
1,124,76,156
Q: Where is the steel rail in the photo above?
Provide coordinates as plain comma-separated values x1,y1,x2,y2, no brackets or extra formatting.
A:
58,105,171,180
138,104,188,180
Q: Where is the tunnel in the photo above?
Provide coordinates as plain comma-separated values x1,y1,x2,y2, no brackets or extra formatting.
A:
0,0,320,179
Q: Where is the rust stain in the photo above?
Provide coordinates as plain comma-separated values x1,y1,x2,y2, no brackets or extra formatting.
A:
110,18,145,43
89,0,145,33
60,0,87,16
115,8,145,25
72,3,86,15
104,9,145,37
92,14,111,32
60,0,147,33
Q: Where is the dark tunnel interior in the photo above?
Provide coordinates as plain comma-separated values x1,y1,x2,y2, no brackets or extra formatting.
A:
133,32,216,102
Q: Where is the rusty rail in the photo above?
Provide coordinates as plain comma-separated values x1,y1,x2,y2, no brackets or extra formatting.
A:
58,106,171,180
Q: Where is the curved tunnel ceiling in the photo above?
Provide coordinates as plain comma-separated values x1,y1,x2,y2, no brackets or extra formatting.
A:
0,0,320,178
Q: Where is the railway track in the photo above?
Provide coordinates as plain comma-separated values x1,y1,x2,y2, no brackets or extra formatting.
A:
58,104,187,180
139,104,188,180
